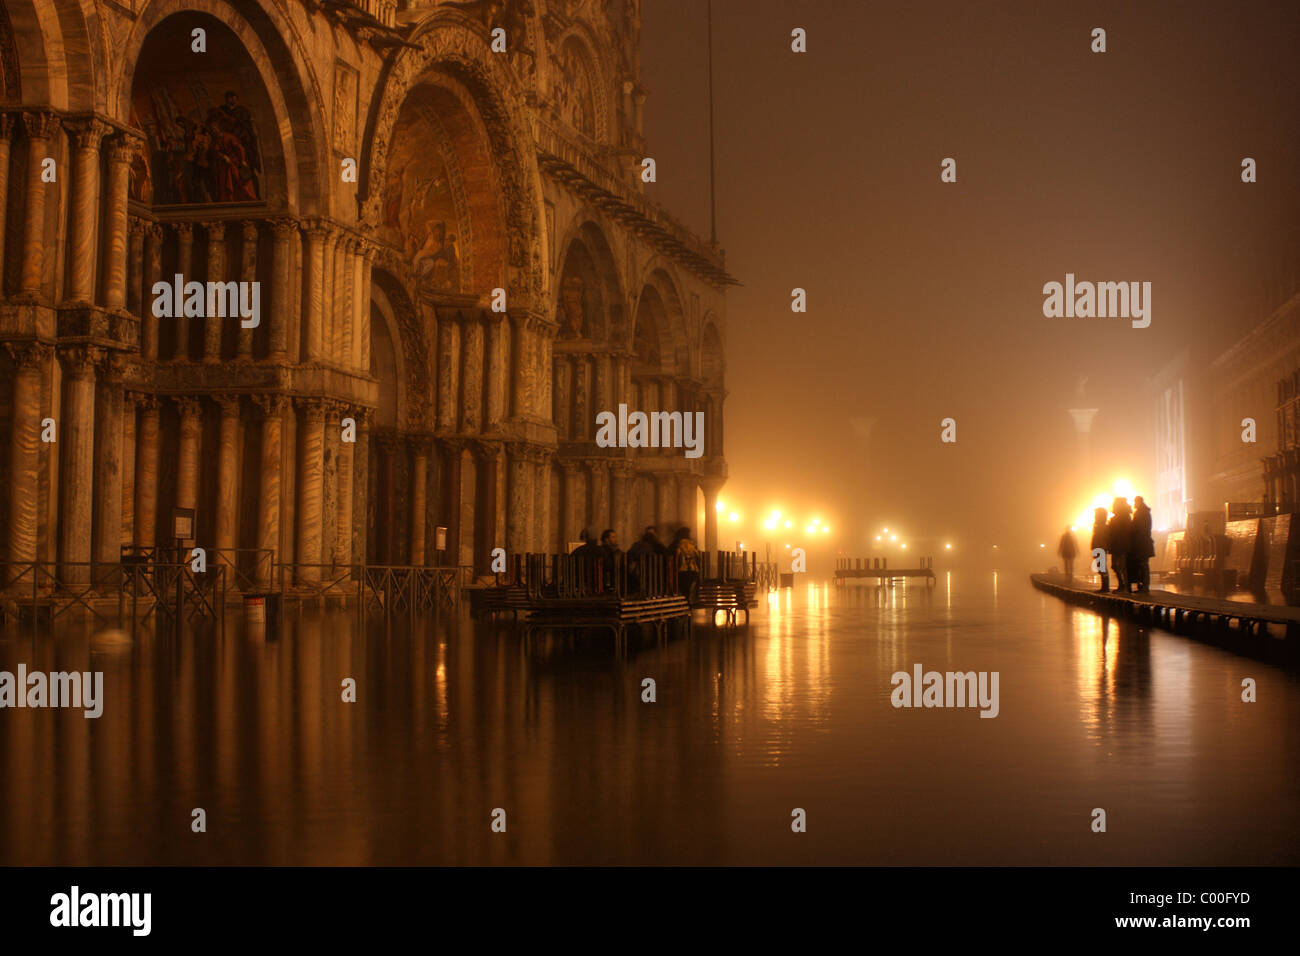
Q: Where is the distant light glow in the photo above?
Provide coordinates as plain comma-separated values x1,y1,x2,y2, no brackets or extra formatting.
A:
875,535,881,541
715,500,725,513
784,520,793,528
945,543,952,550
821,527,830,534
889,534,896,542
728,512,739,523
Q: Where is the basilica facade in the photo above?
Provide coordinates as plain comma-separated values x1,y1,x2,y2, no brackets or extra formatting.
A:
0,0,730,589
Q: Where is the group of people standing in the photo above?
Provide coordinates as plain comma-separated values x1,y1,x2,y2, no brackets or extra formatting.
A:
1057,495,1156,594
571,525,701,600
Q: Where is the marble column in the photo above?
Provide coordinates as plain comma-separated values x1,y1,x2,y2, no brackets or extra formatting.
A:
359,241,375,374
127,218,145,316
65,118,106,304
0,115,12,280
334,409,355,566
253,395,284,584
238,221,258,358
303,222,328,362
19,112,59,298
611,464,632,547
702,479,723,556
214,395,240,561
270,219,295,360
92,356,125,576
459,315,483,433
351,410,370,566
572,358,589,440
173,223,194,360
349,239,364,372
175,398,202,518
595,353,612,415
295,399,325,582
102,134,135,311
143,224,163,360
532,452,551,554
553,356,571,437
410,437,429,566
203,221,226,362
677,473,697,535
58,347,100,584
440,439,463,565
121,393,136,551
509,313,532,419
655,474,674,533
589,460,610,538
507,445,533,556
561,462,583,546
486,316,505,428
612,354,629,408
5,343,45,575
475,441,502,567
134,397,160,549
436,314,459,432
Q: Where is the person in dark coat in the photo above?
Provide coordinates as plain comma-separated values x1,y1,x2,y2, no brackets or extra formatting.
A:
1130,496,1155,593
1107,498,1132,593
1057,527,1079,581
626,526,668,594
571,528,603,592
1091,508,1110,592
599,529,623,592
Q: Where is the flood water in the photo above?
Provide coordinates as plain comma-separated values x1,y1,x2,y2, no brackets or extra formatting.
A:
3,573,1299,865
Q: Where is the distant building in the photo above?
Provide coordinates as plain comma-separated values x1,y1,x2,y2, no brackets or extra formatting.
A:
1153,285,1300,529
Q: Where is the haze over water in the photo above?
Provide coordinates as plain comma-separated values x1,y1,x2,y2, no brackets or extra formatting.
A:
2,579,1298,866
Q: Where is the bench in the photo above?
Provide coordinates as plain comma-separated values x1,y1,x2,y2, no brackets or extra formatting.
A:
693,580,758,626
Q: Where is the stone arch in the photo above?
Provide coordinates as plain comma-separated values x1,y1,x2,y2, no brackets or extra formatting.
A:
360,15,545,304
0,0,100,111
372,76,506,298
116,0,329,216
367,281,406,430
370,268,431,430
553,217,625,344
632,265,688,373
549,27,611,144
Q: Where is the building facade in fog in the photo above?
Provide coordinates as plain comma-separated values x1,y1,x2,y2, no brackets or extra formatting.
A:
1153,286,1300,529
0,0,731,587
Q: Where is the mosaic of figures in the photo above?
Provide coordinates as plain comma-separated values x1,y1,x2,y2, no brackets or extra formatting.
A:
379,110,463,294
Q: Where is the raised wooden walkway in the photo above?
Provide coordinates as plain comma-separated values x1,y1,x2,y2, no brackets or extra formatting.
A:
1030,573,1300,664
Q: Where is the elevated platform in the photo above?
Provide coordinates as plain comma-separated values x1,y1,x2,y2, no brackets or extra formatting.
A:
1030,573,1300,664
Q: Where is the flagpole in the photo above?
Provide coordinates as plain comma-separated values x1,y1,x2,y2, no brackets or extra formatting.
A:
707,0,717,246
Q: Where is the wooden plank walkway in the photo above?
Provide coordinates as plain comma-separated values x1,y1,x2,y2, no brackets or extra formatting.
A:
1030,573,1300,664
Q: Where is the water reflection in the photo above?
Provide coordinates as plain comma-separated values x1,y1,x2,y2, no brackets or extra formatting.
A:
1,574,1298,865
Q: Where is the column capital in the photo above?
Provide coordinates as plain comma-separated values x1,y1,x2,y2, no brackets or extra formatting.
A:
297,397,328,424
253,393,288,417
58,345,102,380
146,221,165,242
97,350,127,383
4,340,51,370
272,217,300,241
133,393,160,413
241,220,260,241
587,458,610,476
214,393,242,418
63,117,110,151
376,432,407,455
128,215,148,238
174,396,203,421
303,219,333,242
0,113,14,140
200,220,226,239
171,221,194,241
106,132,141,165
471,438,503,462
21,110,59,141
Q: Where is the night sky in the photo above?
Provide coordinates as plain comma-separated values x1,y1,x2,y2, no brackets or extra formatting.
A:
641,0,1300,560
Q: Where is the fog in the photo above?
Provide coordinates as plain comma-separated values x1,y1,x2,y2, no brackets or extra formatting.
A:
641,0,1300,567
